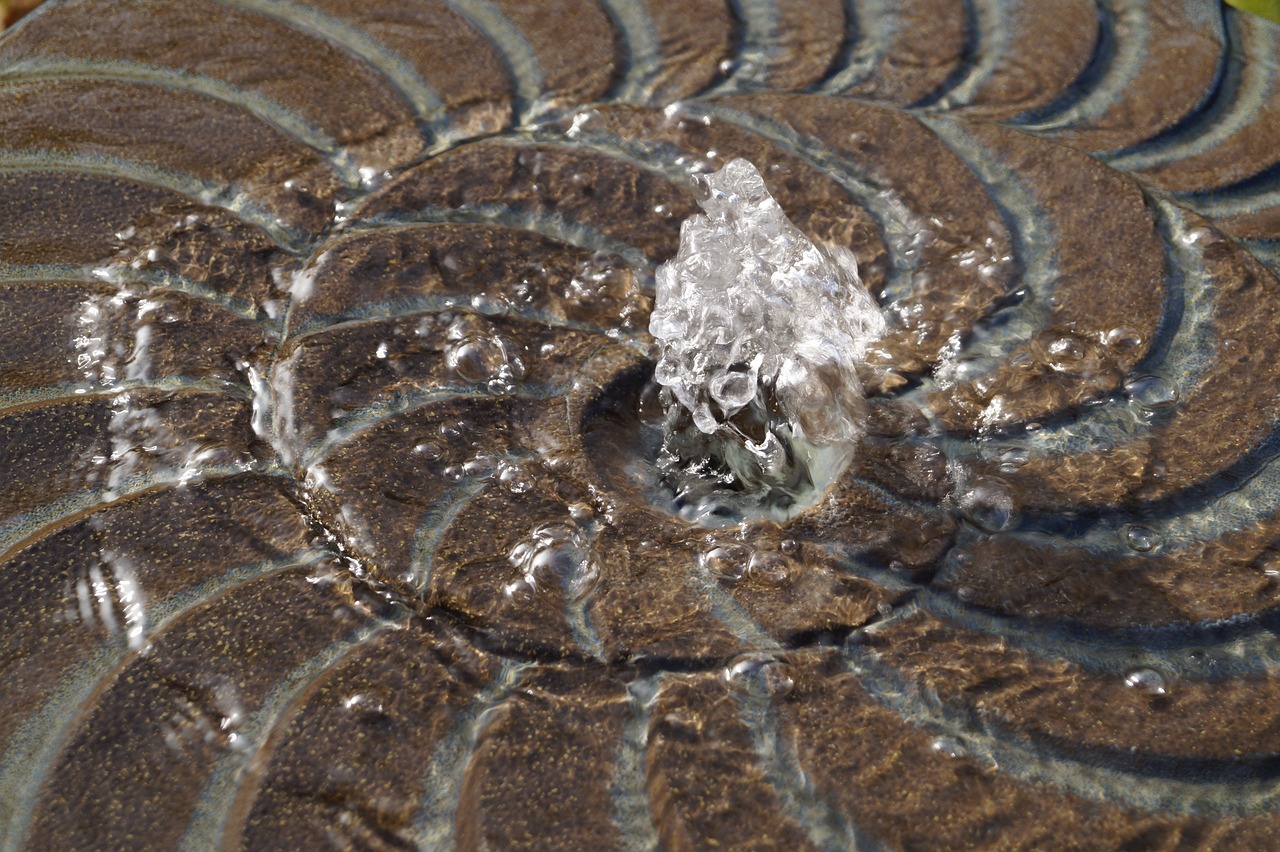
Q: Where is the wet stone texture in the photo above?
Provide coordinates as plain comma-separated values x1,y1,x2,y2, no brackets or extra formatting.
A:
6,1,1280,850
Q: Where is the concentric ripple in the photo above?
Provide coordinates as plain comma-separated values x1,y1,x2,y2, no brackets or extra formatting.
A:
3,1,1280,849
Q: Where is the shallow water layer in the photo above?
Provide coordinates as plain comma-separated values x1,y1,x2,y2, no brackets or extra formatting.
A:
4,1,1280,850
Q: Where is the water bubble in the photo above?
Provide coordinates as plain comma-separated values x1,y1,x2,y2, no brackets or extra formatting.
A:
1125,376,1179,411
725,655,766,684
931,736,967,758
747,549,791,586
507,521,594,598
471,293,512,316
1123,668,1168,695
1106,326,1143,351
342,693,389,723
461,454,497,478
356,166,392,188
498,463,534,494
447,335,507,383
502,577,537,605
440,420,468,441
413,442,444,461
1124,525,1161,553
702,544,750,581
996,447,1029,474
761,664,795,697
958,481,1019,533
1179,226,1221,247
724,655,792,696
1046,336,1085,365
564,107,601,139
487,377,515,395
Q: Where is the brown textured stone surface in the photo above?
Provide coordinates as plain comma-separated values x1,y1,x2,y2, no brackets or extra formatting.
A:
5,1,1280,849
0,0,42,28
359,139,695,262
0,78,342,234
774,649,1213,850
24,566,378,850
0,391,256,524
835,0,968,105
454,664,630,850
922,116,1167,433
949,0,1100,118
645,673,817,851
0,0,428,172
285,0,516,141
1033,0,1226,154
240,618,497,849
865,611,1280,761
0,474,311,751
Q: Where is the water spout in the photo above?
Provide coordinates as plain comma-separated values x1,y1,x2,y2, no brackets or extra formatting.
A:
649,158,886,523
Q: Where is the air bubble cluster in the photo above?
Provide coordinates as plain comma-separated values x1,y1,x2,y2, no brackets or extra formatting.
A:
649,158,886,446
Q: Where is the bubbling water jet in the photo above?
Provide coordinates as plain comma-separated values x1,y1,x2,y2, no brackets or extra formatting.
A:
649,158,887,523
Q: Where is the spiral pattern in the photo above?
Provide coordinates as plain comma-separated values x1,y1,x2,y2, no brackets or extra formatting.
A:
3,0,1280,848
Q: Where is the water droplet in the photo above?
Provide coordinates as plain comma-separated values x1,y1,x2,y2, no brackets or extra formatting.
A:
1124,668,1168,695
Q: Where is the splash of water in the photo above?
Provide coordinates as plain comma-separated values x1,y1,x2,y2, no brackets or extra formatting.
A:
649,158,886,523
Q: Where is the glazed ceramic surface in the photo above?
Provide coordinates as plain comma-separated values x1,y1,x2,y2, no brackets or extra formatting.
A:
3,1,1280,849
